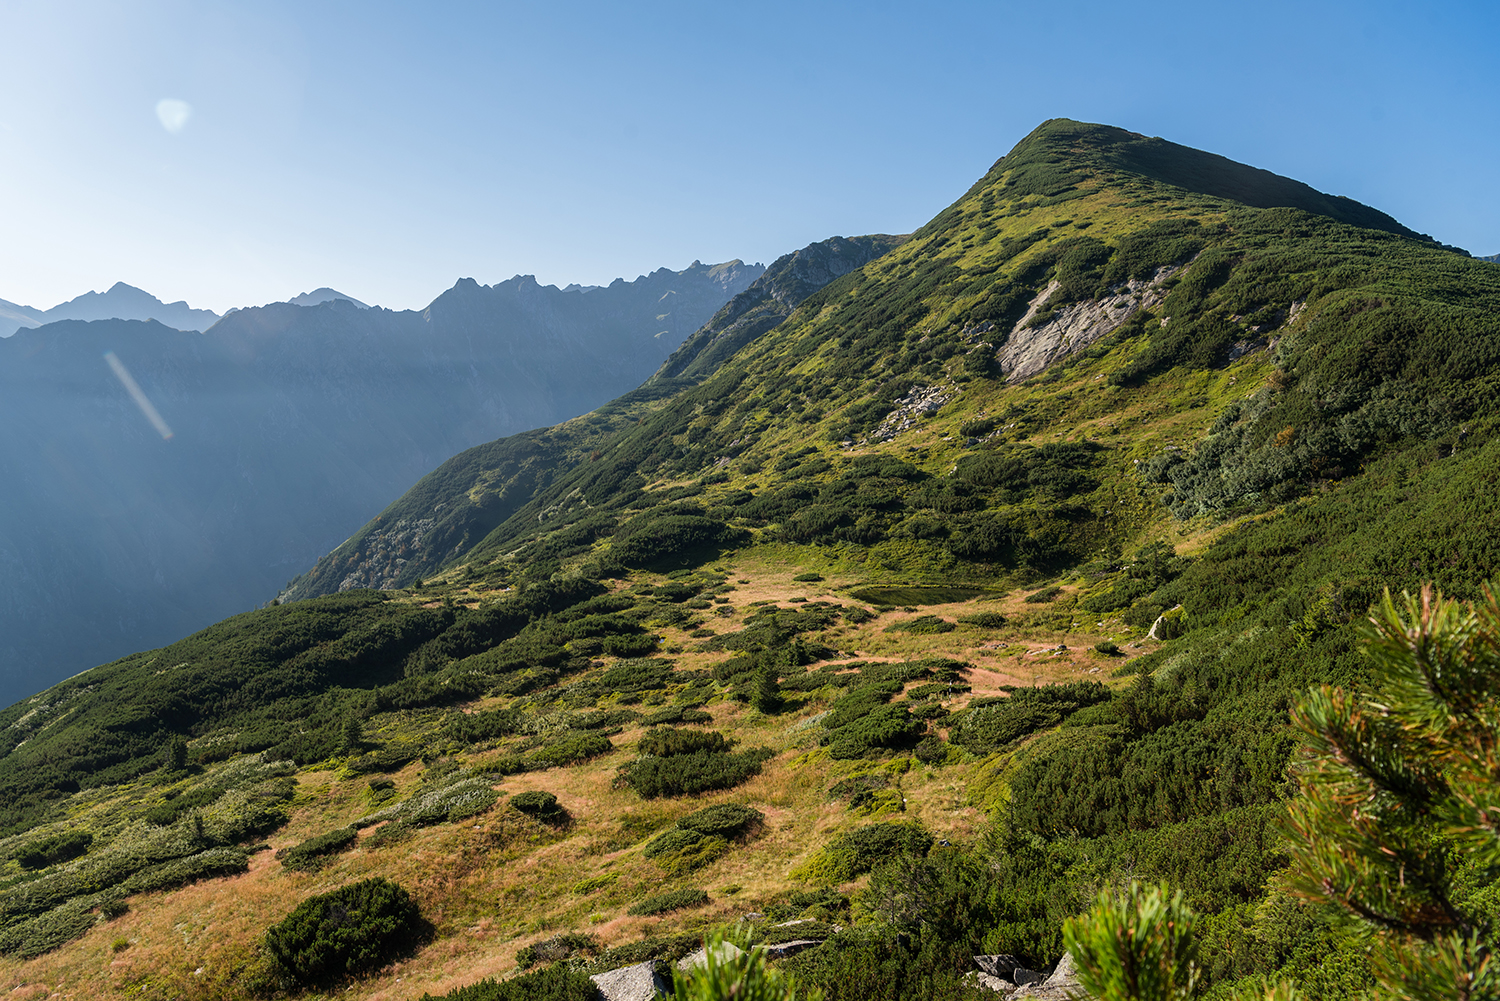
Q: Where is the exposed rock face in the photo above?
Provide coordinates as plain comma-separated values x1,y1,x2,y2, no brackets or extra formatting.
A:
653,234,906,384
996,265,1178,383
590,960,672,1001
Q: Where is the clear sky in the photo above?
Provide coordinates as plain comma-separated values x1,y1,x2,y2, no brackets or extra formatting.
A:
2,0,1496,315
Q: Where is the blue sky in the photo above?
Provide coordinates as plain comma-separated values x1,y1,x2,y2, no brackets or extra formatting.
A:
2,0,1496,314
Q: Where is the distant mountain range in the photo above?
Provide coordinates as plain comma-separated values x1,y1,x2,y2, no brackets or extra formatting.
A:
0,260,759,705
0,282,220,337
1483,252,1500,262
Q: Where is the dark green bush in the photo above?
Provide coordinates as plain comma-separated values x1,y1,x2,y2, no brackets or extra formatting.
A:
14,830,92,870
277,826,357,872
510,791,564,821
958,612,1008,628
601,633,659,657
793,573,825,582
627,888,710,916
885,615,955,635
264,878,427,987
948,682,1112,755
419,963,599,1000
623,748,774,798
676,803,764,838
1024,586,1064,603
529,732,613,768
793,822,934,883
641,706,713,726
637,727,731,758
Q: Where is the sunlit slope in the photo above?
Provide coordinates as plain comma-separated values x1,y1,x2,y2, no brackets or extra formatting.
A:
427,118,1495,588
4,119,1500,1001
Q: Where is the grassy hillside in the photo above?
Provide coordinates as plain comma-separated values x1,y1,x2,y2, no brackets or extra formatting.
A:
3,119,1499,1001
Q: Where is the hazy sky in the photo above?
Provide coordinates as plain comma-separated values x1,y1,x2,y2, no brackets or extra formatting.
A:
2,0,1496,314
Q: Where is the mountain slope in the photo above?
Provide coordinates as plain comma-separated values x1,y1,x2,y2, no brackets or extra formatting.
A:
1,120,1498,1001
0,261,759,704
282,237,905,600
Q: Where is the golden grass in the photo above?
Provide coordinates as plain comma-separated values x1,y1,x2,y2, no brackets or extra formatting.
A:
0,553,1161,1001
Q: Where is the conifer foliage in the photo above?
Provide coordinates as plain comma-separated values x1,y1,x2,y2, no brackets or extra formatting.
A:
1285,586,1500,1000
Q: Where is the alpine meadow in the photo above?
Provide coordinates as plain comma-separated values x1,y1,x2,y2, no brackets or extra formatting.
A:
5,119,1500,1001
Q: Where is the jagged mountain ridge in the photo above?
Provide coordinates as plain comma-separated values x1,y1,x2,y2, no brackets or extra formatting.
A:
0,260,759,706
0,282,221,337
282,238,904,600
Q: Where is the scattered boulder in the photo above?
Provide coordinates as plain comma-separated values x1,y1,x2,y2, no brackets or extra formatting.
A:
1013,967,1044,987
590,960,671,1001
1015,952,1085,999
974,955,1021,978
676,941,745,973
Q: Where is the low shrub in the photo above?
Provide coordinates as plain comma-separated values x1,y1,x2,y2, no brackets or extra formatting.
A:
790,822,934,883
638,727,731,757
602,633,660,657
357,773,499,830
948,681,1112,754
418,963,599,1001
643,827,707,859
885,615,955,635
843,607,877,624
913,735,950,764
958,612,1008,628
623,748,774,798
14,830,92,870
277,827,357,872
529,732,613,768
572,873,618,895
642,706,714,726
120,847,249,894
628,888,710,916
676,803,764,839
365,820,416,849
264,878,427,988
510,791,565,821
1024,586,1065,603
0,899,98,959
793,573,825,582
514,932,600,969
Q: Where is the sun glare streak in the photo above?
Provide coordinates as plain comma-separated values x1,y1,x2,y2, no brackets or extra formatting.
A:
104,351,174,439
155,98,192,134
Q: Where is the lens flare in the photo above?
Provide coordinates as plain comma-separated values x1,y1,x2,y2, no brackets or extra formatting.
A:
155,98,192,134
104,351,174,439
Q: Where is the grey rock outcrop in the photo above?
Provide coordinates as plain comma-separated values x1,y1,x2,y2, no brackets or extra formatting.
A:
974,955,1022,978
676,940,745,972
995,265,1178,383
591,960,672,1001
970,951,1087,999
